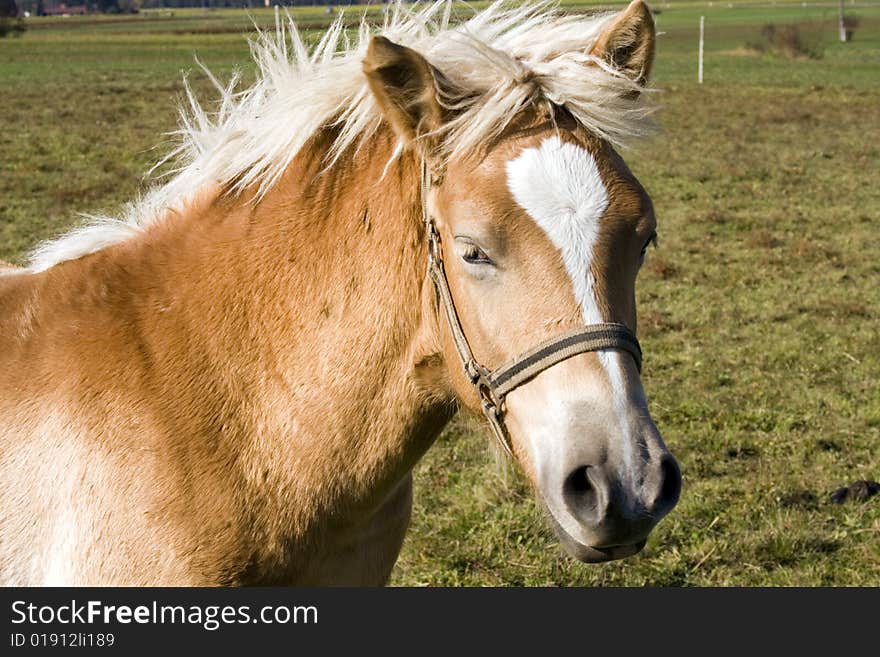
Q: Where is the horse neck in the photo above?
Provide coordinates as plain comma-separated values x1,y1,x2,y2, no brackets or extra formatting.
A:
142,126,453,535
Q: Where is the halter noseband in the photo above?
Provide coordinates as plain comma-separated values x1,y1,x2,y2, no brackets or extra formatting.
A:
421,161,643,456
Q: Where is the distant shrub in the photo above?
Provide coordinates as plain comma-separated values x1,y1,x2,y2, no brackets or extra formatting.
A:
841,14,860,42
0,17,26,38
747,23,824,60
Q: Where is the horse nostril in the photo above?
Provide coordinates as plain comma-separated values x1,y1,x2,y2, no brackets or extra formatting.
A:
655,455,682,512
566,466,591,495
563,466,602,522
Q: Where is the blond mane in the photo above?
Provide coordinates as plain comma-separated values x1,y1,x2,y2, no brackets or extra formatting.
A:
29,0,655,272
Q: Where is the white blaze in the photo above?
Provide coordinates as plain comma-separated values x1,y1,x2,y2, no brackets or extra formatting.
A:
505,136,638,486
505,136,608,325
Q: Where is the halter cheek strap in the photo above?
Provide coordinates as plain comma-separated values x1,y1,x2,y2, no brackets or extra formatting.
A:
421,161,642,456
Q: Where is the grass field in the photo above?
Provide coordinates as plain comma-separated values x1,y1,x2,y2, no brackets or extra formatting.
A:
1,2,878,585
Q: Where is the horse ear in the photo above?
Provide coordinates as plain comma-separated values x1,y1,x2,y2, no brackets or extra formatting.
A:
363,36,445,150
589,0,656,86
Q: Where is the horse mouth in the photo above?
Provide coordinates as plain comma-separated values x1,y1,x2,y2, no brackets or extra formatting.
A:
548,514,647,563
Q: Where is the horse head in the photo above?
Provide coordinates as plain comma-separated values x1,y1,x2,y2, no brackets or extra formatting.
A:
364,1,680,562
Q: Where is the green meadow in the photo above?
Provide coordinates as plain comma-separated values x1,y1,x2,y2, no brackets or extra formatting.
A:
1,3,878,585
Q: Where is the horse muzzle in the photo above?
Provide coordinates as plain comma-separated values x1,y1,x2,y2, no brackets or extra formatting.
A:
542,454,682,563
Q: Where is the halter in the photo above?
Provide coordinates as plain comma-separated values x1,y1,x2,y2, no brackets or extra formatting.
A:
421,161,643,456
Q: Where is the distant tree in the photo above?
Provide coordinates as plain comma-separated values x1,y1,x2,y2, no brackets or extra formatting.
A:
0,0,19,19
96,0,120,12
117,0,142,12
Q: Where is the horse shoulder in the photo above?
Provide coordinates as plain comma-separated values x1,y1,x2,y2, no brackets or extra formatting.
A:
0,257,219,584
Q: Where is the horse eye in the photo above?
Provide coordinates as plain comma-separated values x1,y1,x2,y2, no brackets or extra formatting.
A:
462,245,493,265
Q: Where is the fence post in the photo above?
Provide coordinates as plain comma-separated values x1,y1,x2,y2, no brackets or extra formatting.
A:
699,16,705,84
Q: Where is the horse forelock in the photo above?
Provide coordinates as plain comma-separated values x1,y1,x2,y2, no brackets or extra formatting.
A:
27,0,656,272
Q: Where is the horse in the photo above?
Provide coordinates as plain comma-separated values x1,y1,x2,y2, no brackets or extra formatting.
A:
0,0,680,585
